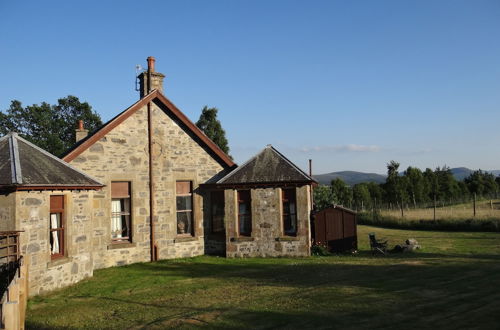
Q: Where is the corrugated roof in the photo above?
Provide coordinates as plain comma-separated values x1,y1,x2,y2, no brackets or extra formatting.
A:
216,145,317,185
0,132,103,190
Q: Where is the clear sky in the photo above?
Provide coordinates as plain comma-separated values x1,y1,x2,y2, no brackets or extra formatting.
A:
1,1,499,174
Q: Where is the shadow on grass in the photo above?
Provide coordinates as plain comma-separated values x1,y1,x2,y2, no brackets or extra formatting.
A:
26,253,500,329
27,308,352,330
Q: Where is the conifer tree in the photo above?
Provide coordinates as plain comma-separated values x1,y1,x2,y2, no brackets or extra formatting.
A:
195,106,231,156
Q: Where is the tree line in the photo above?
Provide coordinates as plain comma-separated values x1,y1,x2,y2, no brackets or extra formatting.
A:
314,161,500,211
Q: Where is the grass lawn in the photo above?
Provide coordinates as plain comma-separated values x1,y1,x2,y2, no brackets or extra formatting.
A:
27,225,500,329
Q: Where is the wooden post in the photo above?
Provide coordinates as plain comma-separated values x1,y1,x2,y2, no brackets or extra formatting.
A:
400,197,404,218
433,194,436,221
473,193,476,217
19,257,27,329
3,301,20,330
309,159,314,210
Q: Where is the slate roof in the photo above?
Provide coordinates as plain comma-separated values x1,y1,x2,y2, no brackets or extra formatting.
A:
215,145,317,186
62,89,235,169
0,132,103,191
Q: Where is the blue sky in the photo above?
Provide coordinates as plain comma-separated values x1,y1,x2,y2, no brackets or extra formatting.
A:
1,1,499,174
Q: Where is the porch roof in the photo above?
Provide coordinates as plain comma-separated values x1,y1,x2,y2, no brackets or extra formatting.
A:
0,132,103,191
212,145,317,187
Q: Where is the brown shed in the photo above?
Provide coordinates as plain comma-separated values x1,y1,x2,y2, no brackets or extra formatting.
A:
313,205,357,252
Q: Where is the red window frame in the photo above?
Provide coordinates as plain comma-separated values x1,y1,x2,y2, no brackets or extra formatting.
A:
282,188,297,236
237,190,252,236
176,181,194,236
111,182,132,243
50,195,65,259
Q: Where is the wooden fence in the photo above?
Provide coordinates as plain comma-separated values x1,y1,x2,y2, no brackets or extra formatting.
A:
0,232,27,330
313,206,357,252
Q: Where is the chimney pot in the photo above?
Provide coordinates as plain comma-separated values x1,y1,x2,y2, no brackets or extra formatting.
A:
138,56,165,98
147,56,155,72
75,120,88,142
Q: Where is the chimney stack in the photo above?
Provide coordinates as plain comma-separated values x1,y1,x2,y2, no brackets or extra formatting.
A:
147,56,155,72
75,120,88,142
138,56,165,98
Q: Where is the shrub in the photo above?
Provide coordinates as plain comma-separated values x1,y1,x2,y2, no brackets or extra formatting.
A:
311,243,331,256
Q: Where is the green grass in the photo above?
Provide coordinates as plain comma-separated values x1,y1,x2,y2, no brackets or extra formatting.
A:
27,226,500,329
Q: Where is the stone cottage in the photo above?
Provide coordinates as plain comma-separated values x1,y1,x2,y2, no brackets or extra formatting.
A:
1,57,316,295
0,132,103,295
205,145,313,257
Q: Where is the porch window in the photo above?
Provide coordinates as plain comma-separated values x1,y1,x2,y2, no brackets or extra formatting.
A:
111,182,131,242
50,195,65,259
238,190,252,236
282,188,297,236
176,181,193,236
210,191,225,233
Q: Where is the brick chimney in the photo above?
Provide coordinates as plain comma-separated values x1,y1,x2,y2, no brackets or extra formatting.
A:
138,56,165,98
75,120,88,142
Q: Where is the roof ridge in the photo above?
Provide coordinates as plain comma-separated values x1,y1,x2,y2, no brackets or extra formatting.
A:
0,132,14,143
61,91,158,160
216,145,317,185
14,134,103,186
216,146,268,184
63,89,235,168
268,146,316,182
8,133,22,184
154,92,235,167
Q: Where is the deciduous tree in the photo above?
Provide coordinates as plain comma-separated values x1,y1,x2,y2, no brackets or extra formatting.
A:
0,96,102,156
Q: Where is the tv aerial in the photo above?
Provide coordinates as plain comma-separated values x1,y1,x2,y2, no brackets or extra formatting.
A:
135,65,145,91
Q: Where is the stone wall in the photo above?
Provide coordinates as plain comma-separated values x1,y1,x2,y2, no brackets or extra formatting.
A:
0,193,15,231
15,190,94,296
225,185,311,258
68,99,226,269
70,106,151,269
150,102,225,260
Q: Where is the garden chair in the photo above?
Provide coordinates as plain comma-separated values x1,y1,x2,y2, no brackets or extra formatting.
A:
369,233,388,255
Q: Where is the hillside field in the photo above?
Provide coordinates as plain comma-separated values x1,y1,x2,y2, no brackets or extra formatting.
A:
379,199,500,221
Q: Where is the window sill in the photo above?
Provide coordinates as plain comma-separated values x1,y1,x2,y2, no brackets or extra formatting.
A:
107,242,136,250
230,237,254,242
48,256,72,268
276,236,300,242
174,236,197,243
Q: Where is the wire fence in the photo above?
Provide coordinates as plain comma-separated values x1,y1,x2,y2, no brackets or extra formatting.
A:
350,195,500,221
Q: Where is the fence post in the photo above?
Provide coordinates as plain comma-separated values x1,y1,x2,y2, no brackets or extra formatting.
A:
433,194,436,221
400,197,404,218
373,198,377,220
473,193,476,217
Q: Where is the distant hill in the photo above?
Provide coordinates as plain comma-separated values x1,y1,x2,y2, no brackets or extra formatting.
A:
449,167,474,181
450,167,500,180
314,167,500,186
314,171,386,186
